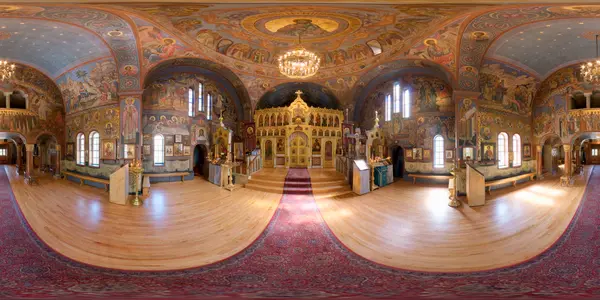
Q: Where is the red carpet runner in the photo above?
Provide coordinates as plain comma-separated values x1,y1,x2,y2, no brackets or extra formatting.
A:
0,167,598,299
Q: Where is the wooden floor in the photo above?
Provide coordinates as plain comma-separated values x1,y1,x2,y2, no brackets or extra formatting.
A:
4,165,281,271
316,167,591,272
5,164,592,273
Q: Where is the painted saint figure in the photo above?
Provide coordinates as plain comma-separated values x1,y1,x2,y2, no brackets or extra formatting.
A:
122,98,139,143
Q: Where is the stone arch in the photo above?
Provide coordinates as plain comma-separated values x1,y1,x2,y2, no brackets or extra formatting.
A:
143,57,251,121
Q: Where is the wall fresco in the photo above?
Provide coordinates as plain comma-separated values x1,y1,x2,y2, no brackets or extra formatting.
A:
479,61,537,116
56,58,119,115
407,17,465,73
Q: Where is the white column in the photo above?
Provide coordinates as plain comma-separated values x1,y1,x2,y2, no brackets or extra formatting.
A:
4,92,11,108
584,92,592,109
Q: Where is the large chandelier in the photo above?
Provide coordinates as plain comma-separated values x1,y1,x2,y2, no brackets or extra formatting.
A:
581,34,600,84
278,34,320,79
0,60,15,81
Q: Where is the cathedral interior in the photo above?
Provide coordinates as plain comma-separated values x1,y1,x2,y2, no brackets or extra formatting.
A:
0,1,599,299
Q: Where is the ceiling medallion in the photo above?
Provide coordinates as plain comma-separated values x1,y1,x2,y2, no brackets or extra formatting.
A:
107,30,123,37
0,60,15,82
581,34,600,84
278,34,321,79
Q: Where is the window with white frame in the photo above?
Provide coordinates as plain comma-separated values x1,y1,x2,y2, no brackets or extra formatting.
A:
153,134,165,166
433,135,444,168
198,82,204,111
88,131,100,167
188,88,194,117
0,149,6,156
207,93,213,120
77,133,85,165
512,134,521,167
384,94,392,121
403,89,410,118
593,149,599,156
393,82,401,113
498,132,509,168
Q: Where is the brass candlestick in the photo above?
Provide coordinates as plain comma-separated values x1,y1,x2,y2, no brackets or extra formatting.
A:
129,160,144,206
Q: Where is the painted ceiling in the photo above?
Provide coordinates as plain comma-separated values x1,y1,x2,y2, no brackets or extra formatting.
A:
0,18,110,78
487,18,600,79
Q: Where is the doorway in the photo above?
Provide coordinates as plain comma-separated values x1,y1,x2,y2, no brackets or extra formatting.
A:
193,144,207,176
391,146,404,178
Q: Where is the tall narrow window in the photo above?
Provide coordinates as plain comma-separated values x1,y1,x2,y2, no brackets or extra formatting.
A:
0,149,6,156
88,131,100,167
433,135,444,169
512,134,521,167
207,93,213,120
403,89,410,118
593,149,599,156
153,134,165,166
198,82,204,111
393,82,401,113
76,133,85,166
188,88,194,117
384,94,392,121
498,132,509,168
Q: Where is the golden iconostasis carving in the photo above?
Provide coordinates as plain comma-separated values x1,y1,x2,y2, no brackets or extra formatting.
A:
254,90,343,168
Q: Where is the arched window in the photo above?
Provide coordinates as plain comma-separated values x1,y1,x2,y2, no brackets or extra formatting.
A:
384,94,392,121
433,135,444,169
403,89,410,118
393,82,401,113
88,131,100,167
498,132,509,168
153,134,165,166
512,134,521,167
188,88,194,117
76,133,85,166
207,93,213,120
198,82,204,111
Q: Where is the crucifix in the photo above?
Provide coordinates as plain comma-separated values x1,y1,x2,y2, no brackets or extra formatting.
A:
353,128,362,159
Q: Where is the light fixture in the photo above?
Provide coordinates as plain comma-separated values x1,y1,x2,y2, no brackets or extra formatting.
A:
0,60,15,81
277,33,320,79
581,34,600,84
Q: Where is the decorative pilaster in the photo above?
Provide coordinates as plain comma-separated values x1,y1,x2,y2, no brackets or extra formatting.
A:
15,143,23,175
536,145,542,180
54,145,62,178
25,144,35,184
563,144,572,177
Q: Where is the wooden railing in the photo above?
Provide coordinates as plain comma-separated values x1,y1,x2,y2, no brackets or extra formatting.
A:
335,155,351,181
246,153,262,178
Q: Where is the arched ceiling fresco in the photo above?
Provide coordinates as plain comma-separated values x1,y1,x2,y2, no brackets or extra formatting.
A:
0,5,141,90
486,18,600,79
458,5,600,91
119,4,470,80
0,19,110,78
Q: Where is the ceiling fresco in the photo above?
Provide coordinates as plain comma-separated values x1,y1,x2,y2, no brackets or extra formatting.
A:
121,4,469,79
487,18,600,79
458,5,600,91
0,5,142,90
0,18,110,78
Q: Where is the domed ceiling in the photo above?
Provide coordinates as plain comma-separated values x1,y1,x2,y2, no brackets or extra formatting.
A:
486,18,600,79
0,18,110,78
125,4,468,76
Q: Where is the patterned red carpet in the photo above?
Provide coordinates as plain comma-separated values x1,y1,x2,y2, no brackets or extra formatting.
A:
0,167,598,299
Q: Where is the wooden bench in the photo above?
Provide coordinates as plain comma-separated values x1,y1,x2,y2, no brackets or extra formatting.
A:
63,171,110,191
143,172,190,182
408,174,453,184
485,172,535,194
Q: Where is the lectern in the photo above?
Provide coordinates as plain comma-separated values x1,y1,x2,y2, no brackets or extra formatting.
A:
352,159,370,195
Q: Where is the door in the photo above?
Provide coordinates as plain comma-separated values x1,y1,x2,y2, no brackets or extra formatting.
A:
290,133,309,168
264,140,274,167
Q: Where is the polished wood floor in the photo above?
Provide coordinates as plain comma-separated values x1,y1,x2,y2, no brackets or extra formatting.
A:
316,167,591,272
5,164,592,273
4,165,281,271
